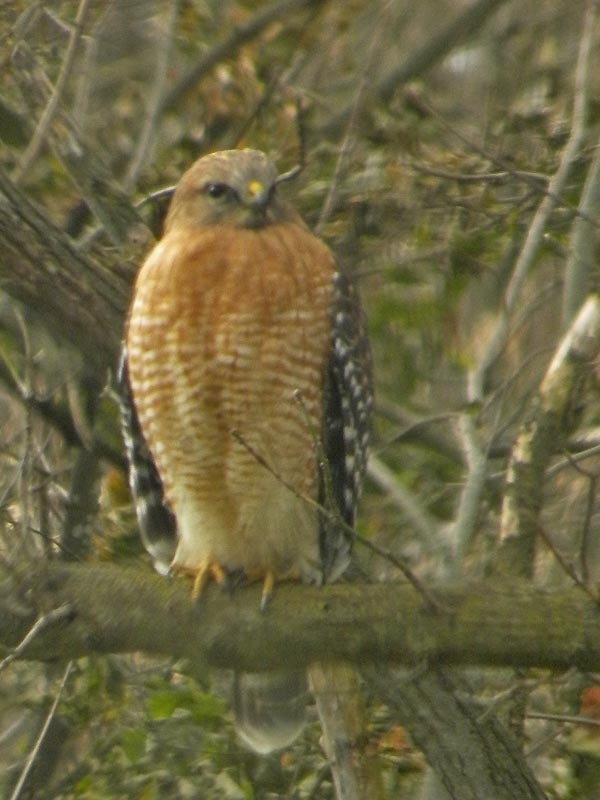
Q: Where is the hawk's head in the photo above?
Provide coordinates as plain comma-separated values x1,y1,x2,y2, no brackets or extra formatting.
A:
165,149,302,231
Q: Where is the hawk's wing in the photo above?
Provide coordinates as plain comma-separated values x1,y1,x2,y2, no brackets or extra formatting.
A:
117,346,176,574
319,268,373,582
312,268,378,798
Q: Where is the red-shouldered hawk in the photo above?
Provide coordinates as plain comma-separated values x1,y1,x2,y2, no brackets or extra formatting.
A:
119,148,372,754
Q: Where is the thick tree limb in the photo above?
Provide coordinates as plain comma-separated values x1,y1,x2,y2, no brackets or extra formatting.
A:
2,561,600,673
496,295,600,577
372,667,548,800
0,168,131,371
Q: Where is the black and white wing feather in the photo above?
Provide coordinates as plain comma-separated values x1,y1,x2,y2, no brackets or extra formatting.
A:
319,268,373,582
117,346,176,574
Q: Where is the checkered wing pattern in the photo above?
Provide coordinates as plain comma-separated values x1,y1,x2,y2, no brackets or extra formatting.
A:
319,269,373,581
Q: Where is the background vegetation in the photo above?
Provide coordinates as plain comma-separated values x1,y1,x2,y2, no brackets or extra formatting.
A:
2,0,600,797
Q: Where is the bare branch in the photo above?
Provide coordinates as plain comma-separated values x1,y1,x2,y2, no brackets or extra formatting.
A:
378,0,511,103
309,663,385,800
160,0,325,115
8,661,73,800
371,667,547,800
467,0,596,402
123,1,179,192
354,533,442,611
562,125,600,326
316,3,390,234
322,0,512,136
447,413,488,572
13,0,92,183
0,604,74,673
0,168,130,370
495,295,600,576
367,454,440,545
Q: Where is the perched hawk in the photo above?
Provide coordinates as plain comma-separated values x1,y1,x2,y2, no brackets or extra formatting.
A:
119,148,372,753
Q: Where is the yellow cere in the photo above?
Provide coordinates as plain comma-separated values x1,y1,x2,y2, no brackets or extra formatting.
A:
247,180,264,198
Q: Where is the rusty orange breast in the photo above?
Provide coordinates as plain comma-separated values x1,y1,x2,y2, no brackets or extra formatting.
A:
126,222,336,526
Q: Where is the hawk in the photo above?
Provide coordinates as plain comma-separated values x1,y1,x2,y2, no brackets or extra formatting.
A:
119,148,372,754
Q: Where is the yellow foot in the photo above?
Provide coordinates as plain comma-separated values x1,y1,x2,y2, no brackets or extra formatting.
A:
173,562,227,600
243,568,300,611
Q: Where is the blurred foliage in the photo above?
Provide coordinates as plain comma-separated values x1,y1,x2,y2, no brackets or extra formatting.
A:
1,0,600,797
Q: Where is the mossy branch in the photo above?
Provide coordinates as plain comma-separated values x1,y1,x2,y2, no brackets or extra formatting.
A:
2,561,600,674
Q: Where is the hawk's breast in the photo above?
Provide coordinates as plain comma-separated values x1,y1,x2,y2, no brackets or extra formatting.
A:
126,223,336,580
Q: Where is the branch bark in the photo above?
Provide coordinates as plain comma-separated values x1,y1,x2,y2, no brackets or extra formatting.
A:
0,167,132,371
372,667,548,800
495,295,600,577
3,561,600,673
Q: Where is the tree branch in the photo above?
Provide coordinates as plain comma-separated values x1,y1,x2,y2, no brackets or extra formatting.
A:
495,295,600,577
3,561,600,673
378,0,511,103
466,0,596,402
160,0,325,114
562,121,600,326
371,667,548,800
12,0,92,184
0,168,131,371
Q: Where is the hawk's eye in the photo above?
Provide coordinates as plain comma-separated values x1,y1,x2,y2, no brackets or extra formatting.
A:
204,182,231,199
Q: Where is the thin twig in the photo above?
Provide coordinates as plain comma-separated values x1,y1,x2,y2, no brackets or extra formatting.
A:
16,312,36,560
367,454,439,546
467,0,596,402
547,444,600,478
274,97,309,185
354,533,442,612
526,711,600,727
447,413,487,572
9,661,73,800
410,162,549,186
580,473,598,586
536,525,597,602
315,1,391,234
0,605,74,673
376,403,463,464
160,0,322,115
123,1,179,191
232,427,361,546
13,0,92,183
231,430,437,602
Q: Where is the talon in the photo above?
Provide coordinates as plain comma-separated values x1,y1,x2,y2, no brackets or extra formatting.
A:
172,561,227,600
260,571,275,612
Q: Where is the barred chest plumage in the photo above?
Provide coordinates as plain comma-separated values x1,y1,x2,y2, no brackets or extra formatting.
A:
126,222,336,582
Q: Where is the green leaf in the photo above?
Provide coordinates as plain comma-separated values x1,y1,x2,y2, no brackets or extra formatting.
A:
120,728,147,762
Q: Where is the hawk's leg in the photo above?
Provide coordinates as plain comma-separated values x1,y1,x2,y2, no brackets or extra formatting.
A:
172,561,228,599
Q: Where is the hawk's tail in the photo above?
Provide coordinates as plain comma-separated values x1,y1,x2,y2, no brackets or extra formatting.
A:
233,670,307,754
